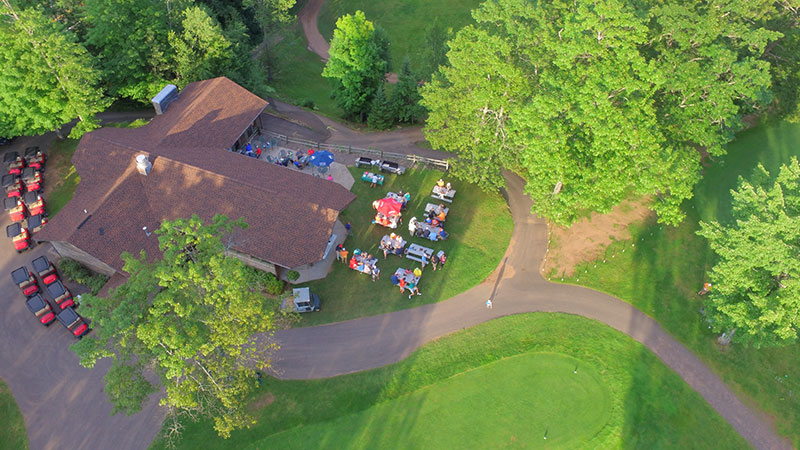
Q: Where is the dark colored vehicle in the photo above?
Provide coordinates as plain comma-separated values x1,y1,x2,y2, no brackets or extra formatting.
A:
32,255,58,285
6,153,24,175
6,223,30,252
2,174,22,198
46,279,74,310
3,151,18,164
22,191,45,216
56,307,88,338
379,160,406,175
28,214,46,233
4,197,26,222
26,293,55,326
21,167,42,192
24,146,45,170
11,266,39,297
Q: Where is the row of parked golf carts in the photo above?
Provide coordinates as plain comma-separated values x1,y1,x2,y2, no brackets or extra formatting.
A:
11,255,89,338
4,146,47,252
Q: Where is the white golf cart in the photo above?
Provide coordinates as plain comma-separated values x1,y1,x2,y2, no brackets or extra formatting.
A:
287,287,321,313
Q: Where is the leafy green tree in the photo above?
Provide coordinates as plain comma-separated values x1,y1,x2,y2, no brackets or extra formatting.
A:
323,10,388,121
389,59,425,124
367,84,393,130
71,215,283,441
0,1,109,139
421,0,781,226
169,6,236,83
243,0,295,80
420,18,450,81
697,158,800,347
83,0,174,101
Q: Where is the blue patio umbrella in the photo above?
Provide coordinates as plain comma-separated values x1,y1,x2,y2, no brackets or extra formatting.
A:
309,150,335,167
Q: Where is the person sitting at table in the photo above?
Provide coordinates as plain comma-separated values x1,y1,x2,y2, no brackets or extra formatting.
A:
398,278,406,293
364,264,372,276
390,274,400,285
431,219,440,227
427,209,436,221
438,229,449,240
437,179,445,188
349,257,358,270
445,182,452,191
439,252,447,268
403,192,411,203
431,253,440,271
381,243,390,259
428,230,438,241
407,281,421,299
437,209,447,222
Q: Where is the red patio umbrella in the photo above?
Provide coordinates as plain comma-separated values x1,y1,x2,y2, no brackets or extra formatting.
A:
373,198,402,216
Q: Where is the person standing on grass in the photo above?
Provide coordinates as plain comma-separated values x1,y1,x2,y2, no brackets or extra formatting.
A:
371,266,380,282
340,249,349,264
345,222,351,236
431,253,440,271
486,299,493,309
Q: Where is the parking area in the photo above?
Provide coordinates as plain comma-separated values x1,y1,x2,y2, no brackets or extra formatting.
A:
1,136,164,450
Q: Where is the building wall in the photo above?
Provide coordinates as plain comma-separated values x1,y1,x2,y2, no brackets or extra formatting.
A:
227,249,277,275
50,241,117,276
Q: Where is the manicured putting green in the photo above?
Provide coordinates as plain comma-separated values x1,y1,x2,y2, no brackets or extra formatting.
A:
250,353,611,449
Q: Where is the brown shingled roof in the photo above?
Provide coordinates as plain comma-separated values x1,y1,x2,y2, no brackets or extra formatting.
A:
38,77,355,271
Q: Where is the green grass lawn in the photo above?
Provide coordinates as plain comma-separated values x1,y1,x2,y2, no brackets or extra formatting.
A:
0,378,28,450
271,23,340,119
296,167,513,326
44,138,80,217
318,0,482,72
556,120,800,447
149,313,748,450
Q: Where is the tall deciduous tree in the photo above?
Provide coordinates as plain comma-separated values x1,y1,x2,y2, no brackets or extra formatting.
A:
697,158,800,347
169,6,236,83
83,0,174,101
71,215,283,442
390,59,425,124
243,0,295,80
421,0,781,226
323,11,388,121
0,1,109,139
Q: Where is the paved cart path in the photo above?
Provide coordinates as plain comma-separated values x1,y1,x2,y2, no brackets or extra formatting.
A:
0,107,791,449
274,171,792,450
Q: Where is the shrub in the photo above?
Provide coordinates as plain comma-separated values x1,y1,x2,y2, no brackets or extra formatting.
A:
57,258,109,295
244,265,285,295
286,270,300,281
265,275,285,295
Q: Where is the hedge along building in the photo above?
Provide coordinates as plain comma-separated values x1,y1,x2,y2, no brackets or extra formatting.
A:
38,77,355,286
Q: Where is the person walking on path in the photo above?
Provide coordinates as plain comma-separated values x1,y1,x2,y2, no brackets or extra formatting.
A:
486,298,493,309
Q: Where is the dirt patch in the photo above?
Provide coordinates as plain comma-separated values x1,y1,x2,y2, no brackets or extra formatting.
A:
247,392,275,413
542,196,655,278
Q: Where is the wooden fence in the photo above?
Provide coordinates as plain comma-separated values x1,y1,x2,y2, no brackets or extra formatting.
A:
259,130,449,171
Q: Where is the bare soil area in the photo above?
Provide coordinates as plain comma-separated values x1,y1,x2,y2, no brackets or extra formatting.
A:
542,196,655,278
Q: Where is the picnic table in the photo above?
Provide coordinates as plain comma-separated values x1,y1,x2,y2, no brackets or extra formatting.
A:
431,184,456,203
405,243,434,264
348,251,378,275
409,217,447,241
361,171,384,186
385,191,408,206
380,234,406,258
391,268,420,294
424,203,449,221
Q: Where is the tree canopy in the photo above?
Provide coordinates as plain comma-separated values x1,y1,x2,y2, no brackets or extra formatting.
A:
0,1,109,139
169,5,237,83
323,10,389,121
697,158,800,348
421,0,783,225
71,215,283,441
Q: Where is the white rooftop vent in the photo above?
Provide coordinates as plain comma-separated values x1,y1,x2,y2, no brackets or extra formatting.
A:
151,84,179,115
136,154,152,176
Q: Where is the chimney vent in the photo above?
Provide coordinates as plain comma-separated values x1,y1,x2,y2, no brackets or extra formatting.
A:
151,84,179,115
136,154,152,176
